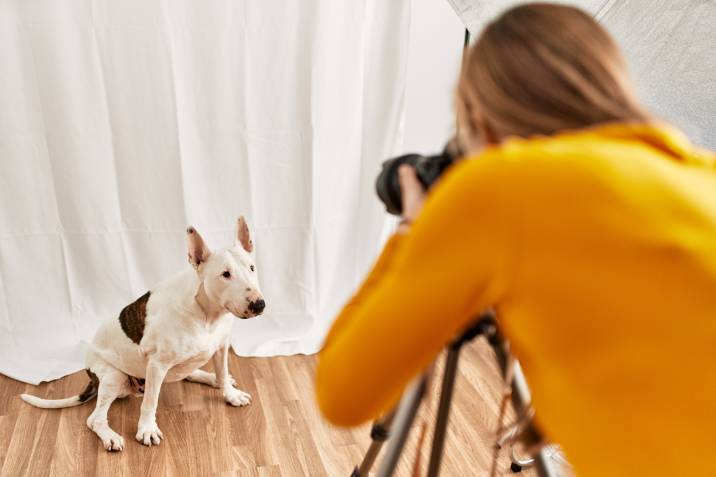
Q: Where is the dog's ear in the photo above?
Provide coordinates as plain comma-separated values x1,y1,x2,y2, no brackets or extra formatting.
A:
235,216,253,253
186,226,211,269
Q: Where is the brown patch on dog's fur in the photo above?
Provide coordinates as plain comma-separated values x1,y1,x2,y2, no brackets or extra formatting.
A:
86,369,100,387
118,291,151,345
79,369,100,402
128,375,145,394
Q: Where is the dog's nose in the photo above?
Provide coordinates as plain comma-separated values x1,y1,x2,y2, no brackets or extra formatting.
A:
248,299,265,314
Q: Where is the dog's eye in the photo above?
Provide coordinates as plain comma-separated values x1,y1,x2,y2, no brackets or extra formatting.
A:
250,265,255,272
222,271,231,279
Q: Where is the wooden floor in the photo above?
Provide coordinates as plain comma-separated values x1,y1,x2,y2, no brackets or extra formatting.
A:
0,340,566,476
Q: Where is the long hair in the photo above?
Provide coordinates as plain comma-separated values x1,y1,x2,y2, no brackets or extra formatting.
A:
458,3,650,144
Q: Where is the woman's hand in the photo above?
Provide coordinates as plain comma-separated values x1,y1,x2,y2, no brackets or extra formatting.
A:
397,165,427,233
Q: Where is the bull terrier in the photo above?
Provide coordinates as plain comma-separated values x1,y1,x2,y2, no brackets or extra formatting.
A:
20,216,265,451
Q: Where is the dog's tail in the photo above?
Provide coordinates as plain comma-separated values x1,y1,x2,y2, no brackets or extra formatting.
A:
20,378,98,409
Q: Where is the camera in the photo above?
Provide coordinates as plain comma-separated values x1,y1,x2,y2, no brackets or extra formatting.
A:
375,139,461,215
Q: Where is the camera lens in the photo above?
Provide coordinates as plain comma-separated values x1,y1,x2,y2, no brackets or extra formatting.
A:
413,149,456,189
375,141,460,216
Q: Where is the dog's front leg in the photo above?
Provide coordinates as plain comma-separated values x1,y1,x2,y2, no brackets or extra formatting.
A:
136,359,168,446
213,340,251,407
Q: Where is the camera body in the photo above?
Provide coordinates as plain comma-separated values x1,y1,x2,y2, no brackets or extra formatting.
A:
375,142,460,215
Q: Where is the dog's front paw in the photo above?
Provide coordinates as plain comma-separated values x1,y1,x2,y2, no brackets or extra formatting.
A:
225,388,251,407
100,430,125,452
135,421,164,446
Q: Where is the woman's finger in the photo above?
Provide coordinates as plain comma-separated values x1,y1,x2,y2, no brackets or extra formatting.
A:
398,164,421,195
398,164,426,220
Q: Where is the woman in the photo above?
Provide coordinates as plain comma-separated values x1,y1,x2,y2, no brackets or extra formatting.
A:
316,4,716,477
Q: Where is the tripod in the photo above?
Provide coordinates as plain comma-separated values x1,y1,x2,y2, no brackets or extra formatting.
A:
351,314,560,477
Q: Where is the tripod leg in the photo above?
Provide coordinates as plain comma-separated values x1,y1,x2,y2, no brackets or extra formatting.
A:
376,374,428,477
426,346,461,477
352,411,396,476
534,446,559,477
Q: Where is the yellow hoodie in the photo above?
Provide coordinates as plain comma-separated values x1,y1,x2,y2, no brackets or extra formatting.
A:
316,123,716,477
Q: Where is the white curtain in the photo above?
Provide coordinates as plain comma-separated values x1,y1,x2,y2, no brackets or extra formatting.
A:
0,0,410,384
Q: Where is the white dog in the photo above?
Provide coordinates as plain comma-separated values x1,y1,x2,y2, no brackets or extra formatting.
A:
21,217,265,451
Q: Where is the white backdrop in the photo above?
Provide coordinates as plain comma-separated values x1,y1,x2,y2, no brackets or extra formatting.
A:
0,0,411,384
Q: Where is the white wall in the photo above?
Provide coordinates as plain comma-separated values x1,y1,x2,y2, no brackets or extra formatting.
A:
402,0,465,154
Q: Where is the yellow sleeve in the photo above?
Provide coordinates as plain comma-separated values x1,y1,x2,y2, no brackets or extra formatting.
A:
315,154,514,426
320,233,405,348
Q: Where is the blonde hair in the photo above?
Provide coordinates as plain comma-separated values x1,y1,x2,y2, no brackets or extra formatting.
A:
458,3,650,145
